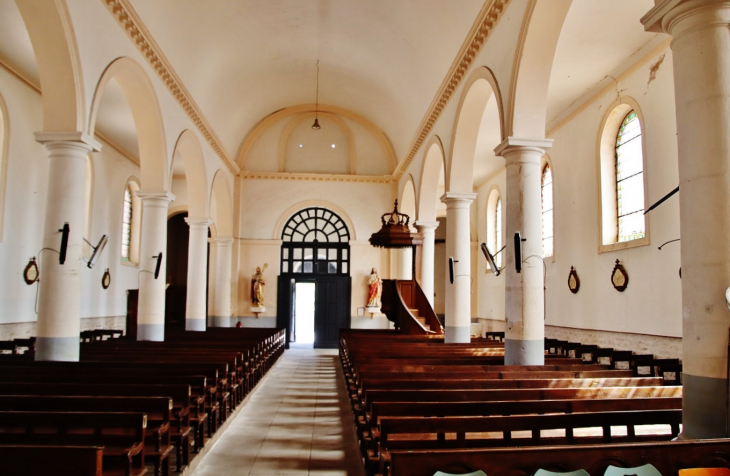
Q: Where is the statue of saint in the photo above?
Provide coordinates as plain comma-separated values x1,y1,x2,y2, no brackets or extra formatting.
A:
366,268,383,308
251,266,266,307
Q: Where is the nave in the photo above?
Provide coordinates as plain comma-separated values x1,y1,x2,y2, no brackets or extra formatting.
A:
192,344,364,476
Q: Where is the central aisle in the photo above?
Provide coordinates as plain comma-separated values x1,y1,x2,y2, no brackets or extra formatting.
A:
192,344,366,476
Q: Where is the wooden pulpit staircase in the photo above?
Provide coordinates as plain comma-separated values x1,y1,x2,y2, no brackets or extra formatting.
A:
369,200,444,335
381,278,443,334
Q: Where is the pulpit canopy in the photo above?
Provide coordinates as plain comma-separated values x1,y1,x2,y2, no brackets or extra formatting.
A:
369,200,423,249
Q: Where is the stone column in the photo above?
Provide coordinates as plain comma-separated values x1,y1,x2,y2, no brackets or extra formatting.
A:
185,219,210,331
441,193,476,343
397,248,413,280
415,221,439,307
136,191,175,341
643,0,730,439
209,237,233,327
34,132,100,361
495,138,552,365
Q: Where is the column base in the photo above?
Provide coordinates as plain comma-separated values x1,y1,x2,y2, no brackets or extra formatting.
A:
681,373,729,439
137,323,165,341
210,316,232,328
186,319,206,331
504,338,545,365
445,326,471,343
35,336,79,361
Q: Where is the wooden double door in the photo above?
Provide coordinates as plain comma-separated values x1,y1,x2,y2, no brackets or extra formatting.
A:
276,275,351,349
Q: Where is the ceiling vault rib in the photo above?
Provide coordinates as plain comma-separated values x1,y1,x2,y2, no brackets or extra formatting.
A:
393,0,510,181
102,0,240,175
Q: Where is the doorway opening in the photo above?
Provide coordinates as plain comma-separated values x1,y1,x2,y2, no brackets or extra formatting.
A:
293,282,316,344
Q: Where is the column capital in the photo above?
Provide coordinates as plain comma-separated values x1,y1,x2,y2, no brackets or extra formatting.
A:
136,191,176,204
641,0,730,35
34,131,102,153
185,218,212,229
413,221,440,232
209,237,234,245
440,192,477,205
494,137,553,158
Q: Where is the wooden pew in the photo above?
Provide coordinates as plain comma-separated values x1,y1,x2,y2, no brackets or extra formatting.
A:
0,395,175,475
0,411,147,476
0,445,105,476
386,439,730,476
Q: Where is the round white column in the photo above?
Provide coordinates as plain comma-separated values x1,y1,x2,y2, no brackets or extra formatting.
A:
136,191,175,341
415,221,439,307
644,0,730,439
441,193,476,343
397,248,413,280
495,138,551,365
185,219,211,331
34,133,100,361
209,238,233,327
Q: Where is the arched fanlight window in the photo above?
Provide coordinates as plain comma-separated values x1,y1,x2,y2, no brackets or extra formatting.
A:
615,110,645,242
541,163,554,257
121,185,133,261
494,197,502,268
280,207,350,275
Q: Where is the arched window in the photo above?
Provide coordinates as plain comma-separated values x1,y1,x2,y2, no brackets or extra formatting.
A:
615,110,645,242
121,179,141,264
541,163,553,258
280,207,350,275
598,101,648,251
121,185,133,261
494,197,502,268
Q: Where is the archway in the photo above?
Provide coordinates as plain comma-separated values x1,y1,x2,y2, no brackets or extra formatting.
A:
276,207,352,349
208,171,234,327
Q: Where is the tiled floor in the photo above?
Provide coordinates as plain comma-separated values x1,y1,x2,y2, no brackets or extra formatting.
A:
192,344,366,476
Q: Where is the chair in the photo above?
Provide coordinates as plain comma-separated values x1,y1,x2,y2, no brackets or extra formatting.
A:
535,470,590,476
605,464,662,476
679,469,730,476
434,471,487,476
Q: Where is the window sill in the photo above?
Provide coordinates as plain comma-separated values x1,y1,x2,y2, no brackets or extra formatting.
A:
599,236,650,253
120,260,139,268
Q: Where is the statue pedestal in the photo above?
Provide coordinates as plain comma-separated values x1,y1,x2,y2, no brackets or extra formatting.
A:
250,306,265,318
365,306,380,318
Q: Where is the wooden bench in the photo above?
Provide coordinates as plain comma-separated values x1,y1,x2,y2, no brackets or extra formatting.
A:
0,395,175,475
0,411,147,476
0,445,106,476
385,439,730,476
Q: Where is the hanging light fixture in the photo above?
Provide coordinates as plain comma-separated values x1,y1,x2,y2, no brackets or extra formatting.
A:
312,60,321,130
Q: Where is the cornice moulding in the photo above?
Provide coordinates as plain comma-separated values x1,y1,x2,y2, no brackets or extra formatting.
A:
102,0,239,175
393,0,510,180
241,171,394,184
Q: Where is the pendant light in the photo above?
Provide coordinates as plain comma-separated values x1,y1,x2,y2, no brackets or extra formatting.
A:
312,60,321,130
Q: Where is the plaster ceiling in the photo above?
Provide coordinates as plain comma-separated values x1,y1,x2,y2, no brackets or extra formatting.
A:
127,0,485,162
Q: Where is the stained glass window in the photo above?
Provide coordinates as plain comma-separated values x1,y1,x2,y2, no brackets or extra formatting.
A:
541,163,554,257
121,186,133,261
616,110,645,242
494,197,502,268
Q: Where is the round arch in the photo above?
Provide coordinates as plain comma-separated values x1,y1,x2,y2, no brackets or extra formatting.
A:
508,0,573,138
399,175,417,230
88,57,168,192
209,170,233,238
448,67,504,193
273,200,357,241
418,137,446,223
15,0,85,132
171,130,208,220
0,91,9,242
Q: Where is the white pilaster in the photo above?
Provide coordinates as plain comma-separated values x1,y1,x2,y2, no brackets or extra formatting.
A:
643,0,730,439
414,221,439,307
136,191,175,341
441,192,476,343
34,132,100,361
185,218,211,331
495,137,552,365
209,237,233,327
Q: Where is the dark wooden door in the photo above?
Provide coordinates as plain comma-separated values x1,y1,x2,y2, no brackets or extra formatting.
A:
276,276,295,348
314,276,351,349
126,290,138,340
